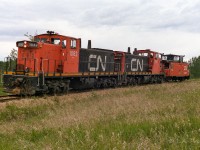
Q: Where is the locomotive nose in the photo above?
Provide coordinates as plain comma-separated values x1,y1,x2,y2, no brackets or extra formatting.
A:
16,41,38,48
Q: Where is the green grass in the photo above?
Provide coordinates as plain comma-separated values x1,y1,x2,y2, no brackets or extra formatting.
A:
0,83,6,96
0,80,200,149
0,117,200,149
0,104,49,122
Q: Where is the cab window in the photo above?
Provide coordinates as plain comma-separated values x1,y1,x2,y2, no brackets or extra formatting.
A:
139,53,148,56
162,56,167,60
41,38,47,43
156,53,161,59
51,38,60,45
62,40,67,48
71,39,76,48
150,53,154,58
34,37,40,42
174,56,180,61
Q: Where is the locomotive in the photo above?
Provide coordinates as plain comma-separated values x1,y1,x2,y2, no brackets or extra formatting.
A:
3,31,190,95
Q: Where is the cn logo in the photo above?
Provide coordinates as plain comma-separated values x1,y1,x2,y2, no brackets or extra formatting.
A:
88,55,107,71
131,58,144,71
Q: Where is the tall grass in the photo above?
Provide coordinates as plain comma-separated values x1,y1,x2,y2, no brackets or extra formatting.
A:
0,80,200,149
0,83,6,96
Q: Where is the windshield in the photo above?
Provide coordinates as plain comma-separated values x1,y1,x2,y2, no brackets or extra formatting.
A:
33,37,48,43
33,37,61,45
34,37,40,42
162,55,180,61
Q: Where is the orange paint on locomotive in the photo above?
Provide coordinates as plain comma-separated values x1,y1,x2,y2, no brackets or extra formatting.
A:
16,32,81,74
136,49,162,74
161,54,190,78
164,62,189,77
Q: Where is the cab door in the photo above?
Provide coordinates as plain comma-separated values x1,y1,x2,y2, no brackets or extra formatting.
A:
63,38,81,73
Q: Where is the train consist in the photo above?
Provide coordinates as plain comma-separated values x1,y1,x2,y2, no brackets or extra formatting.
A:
3,31,190,95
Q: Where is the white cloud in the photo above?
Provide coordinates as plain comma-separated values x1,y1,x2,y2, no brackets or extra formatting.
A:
0,0,200,60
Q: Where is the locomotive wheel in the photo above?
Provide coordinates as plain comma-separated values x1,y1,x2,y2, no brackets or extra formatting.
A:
112,79,117,88
21,79,36,96
53,86,61,95
47,82,59,95
62,85,67,93
132,78,137,86
136,78,140,85
47,80,70,95
61,82,69,94
159,77,164,84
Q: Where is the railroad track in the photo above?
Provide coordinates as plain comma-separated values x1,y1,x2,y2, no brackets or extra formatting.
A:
0,82,175,103
0,95,21,103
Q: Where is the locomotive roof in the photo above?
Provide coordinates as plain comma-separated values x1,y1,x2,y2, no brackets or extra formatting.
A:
163,54,185,57
81,48,113,52
35,31,79,39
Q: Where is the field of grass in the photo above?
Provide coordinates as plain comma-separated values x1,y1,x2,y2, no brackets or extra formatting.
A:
0,73,5,95
0,84,6,96
0,79,200,149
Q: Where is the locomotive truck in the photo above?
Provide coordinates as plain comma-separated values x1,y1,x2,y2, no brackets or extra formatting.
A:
3,31,190,95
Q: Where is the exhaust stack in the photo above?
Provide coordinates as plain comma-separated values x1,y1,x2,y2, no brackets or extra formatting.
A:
128,47,131,53
88,40,92,49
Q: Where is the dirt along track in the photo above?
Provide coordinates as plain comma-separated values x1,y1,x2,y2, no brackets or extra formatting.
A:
0,88,98,104
0,95,21,103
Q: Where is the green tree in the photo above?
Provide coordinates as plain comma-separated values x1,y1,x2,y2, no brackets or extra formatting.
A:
5,48,18,71
0,48,17,74
9,48,18,60
189,56,200,78
0,61,5,72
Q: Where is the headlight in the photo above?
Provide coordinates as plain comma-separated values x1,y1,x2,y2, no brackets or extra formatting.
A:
17,41,38,48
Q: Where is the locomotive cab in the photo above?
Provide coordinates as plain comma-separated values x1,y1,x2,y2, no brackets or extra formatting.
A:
136,49,162,74
15,31,81,75
161,54,190,81
3,31,81,95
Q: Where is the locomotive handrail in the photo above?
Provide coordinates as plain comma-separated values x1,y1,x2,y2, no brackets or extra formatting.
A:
41,59,50,85
4,57,11,74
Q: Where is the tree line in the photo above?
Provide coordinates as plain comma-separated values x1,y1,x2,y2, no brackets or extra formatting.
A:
189,56,200,78
0,48,17,72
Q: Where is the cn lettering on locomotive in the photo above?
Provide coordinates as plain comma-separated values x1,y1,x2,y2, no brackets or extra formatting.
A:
131,59,143,71
88,55,107,71
79,48,114,72
125,54,149,72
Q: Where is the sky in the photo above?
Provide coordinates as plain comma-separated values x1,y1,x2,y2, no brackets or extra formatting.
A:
1,0,200,61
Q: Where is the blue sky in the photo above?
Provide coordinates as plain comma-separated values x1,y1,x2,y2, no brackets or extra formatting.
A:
1,0,200,60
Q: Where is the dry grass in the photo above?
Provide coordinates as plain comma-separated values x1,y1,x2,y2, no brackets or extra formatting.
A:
0,79,200,149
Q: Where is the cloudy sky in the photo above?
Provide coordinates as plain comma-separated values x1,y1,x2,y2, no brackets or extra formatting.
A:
1,0,200,60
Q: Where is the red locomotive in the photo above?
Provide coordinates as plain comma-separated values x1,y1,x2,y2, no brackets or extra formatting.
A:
3,31,190,95
161,54,190,81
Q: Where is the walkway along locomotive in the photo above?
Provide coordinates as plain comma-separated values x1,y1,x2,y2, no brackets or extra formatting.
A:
3,31,190,95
